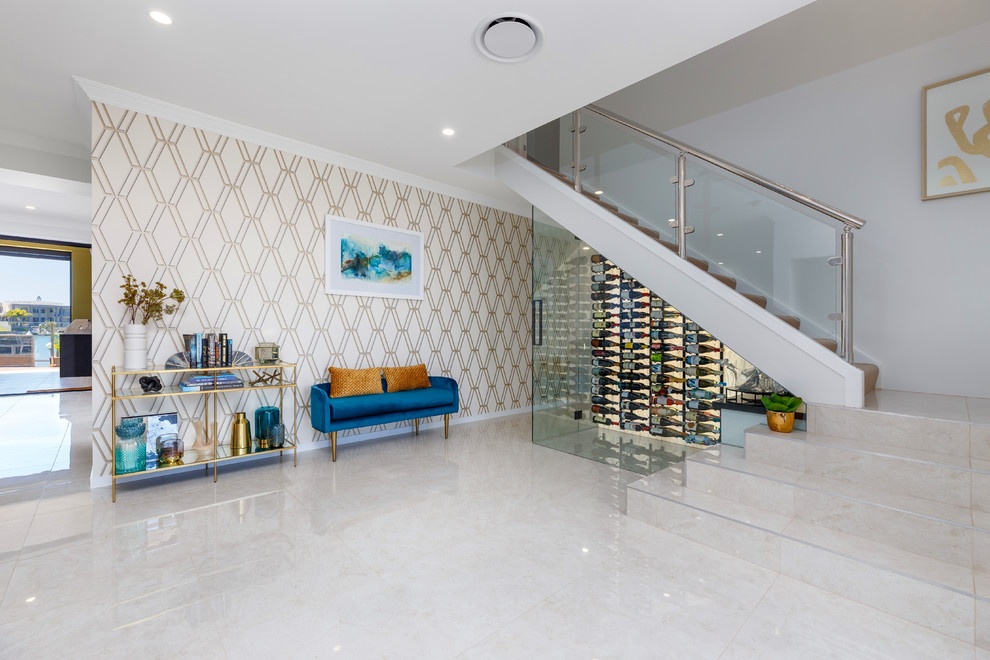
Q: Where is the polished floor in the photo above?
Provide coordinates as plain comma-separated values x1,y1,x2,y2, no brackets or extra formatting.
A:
0,392,984,658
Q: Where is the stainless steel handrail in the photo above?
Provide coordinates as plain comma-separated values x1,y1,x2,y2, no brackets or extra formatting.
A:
585,104,866,230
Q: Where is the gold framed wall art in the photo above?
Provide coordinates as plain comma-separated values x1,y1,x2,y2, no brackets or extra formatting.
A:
923,65,990,200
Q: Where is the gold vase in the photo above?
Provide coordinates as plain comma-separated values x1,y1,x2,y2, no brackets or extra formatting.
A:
766,411,795,433
231,412,251,455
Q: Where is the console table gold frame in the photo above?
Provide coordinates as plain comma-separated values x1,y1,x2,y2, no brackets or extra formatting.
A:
110,361,297,501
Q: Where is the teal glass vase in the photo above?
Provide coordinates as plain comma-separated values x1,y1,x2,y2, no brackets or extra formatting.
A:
115,420,146,475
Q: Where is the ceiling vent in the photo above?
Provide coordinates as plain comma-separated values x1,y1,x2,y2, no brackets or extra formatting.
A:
474,14,543,63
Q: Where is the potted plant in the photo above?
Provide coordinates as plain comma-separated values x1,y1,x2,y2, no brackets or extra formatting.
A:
761,392,803,433
118,275,185,370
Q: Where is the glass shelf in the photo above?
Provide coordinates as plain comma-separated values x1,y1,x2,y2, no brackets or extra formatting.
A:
112,361,294,376
215,440,295,462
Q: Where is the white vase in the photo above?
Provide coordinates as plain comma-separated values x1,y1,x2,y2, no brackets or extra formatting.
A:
123,324,147,370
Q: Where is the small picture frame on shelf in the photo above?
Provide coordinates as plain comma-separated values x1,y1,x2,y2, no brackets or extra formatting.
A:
123,412,178,447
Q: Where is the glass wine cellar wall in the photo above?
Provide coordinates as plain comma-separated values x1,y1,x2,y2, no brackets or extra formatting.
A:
532,211,775,475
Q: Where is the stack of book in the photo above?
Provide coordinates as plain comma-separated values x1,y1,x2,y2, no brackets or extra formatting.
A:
179,371,244,392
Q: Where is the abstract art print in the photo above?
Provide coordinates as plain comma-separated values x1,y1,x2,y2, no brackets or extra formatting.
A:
923,66,990,200
325,216,424,299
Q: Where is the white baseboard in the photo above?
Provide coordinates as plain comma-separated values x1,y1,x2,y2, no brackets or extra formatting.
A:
90,407,530,489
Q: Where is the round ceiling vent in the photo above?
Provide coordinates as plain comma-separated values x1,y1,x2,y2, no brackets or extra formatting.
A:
474,13,543,63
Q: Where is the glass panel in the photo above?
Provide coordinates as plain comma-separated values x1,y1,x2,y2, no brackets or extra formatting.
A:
684,158,842,342
577,110,680,245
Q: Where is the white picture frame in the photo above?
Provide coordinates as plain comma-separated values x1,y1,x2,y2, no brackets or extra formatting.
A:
325,215,424,299
922,65,990,200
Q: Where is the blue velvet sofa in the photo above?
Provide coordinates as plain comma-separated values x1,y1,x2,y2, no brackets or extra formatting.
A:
310,376,458,461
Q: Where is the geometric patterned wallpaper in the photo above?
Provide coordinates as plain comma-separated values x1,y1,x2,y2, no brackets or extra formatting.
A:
90,102,532,480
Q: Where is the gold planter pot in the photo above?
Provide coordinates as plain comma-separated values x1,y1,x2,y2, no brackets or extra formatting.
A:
766,410,795,433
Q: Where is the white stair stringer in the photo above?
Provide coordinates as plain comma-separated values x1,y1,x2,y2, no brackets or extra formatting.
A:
492,146,864,407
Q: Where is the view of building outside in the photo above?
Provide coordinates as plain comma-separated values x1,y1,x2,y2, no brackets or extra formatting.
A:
0,254,71,368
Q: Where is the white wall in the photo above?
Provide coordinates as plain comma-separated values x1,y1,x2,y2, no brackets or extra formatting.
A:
664,21,990,398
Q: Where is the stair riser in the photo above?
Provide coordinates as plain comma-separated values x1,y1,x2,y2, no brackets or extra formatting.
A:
794,488,974,568
689,458,974,566
745,432,972,508
626,488,781,570
810,406,971,458
780,539,976,644
686,459,794,516
627,487,985,648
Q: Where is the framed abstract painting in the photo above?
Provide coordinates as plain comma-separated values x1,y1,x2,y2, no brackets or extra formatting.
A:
923,65,990,200
325,215,424,299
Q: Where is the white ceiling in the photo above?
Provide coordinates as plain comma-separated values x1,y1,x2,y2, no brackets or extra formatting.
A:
0,0,814,212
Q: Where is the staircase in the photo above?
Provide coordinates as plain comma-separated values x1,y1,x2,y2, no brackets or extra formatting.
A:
626,402,990,648
531,158,882,393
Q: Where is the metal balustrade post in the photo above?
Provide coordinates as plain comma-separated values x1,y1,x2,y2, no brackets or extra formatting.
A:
676,153,688,258
841,227,854,363
572,109,582,193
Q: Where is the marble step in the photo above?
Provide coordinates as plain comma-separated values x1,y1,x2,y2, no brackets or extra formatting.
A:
626,467,986,645
685,445,987,569
744,426,975,508
809,402,977,459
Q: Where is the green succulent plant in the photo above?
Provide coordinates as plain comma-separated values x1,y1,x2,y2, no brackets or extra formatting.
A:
761,392,803,413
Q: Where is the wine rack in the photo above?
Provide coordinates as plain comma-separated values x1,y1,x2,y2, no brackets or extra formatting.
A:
590,256,723,445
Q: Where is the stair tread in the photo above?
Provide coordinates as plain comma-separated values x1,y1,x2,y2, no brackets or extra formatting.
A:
815,338,838,351
616,212,640,226
741,293,768,308
782,519,977,595
745,426,973,470
710,273,737,289
686,256,709,272
776,315,801,330
629,467,791,532
632,464,981,596
690,445,978,528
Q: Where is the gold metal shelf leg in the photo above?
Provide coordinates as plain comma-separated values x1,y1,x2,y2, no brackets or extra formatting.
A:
414,419,419,435
112,477,116,502
444,414,449,439
330,431,337,462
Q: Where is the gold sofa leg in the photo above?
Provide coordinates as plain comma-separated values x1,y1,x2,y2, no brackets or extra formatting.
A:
414,419,419,435
444,414,449,439
330,431,337,462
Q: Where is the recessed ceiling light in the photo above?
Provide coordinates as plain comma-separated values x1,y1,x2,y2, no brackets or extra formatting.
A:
717,262,724,265
441,128,455,136
756,250,762,254
149,10,173,25
24,205,35,210
716,233,723,237
594,190,604,195
582,246,590,251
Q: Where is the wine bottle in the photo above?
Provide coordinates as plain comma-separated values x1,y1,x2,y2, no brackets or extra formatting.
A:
684,410,718,422
682,332,714,343
590,263,610,273
651,309,681,319
650,427,683,438
593,311,611,320
591,274,619,283
590,254,610,264
620,300,650,310
621,342,649,351
619,290,649,300
592,321,615,329
651,330,683,341
620,361,640,370
592,350,619,358
650,384,673,395
592,359,616,368
650,416,679,427
591,404,618,416
682,366,720,377
621,422,649,432
683,322,702,332
591,396,612,405
686,399,716,411
659,375,687,384
619,411,647,422
686,378,726,389
591,292,614,301
685,421,718,433
592,303,619,312
591,368,614,377
593,386,621,397
591,377,619,388
651,320,682,329
652,406,679,418
590,283,616,293
684,434,717,445
684,355,726,367
590,340,618,349
653,397,682,408
683,343,721,355
592,415,616,425
687,388,722,401
620,382,652,392
621,400,652,411
620,333,649,342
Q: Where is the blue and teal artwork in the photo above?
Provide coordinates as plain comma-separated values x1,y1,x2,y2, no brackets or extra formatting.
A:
340,233,413,284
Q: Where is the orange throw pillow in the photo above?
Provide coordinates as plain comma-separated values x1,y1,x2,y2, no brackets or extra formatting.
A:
329,367,383,398
383,364,432,393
